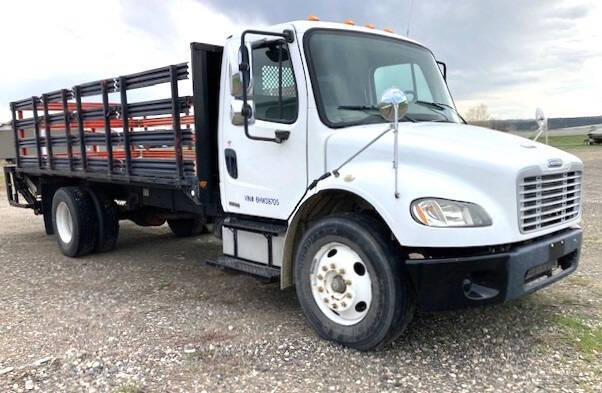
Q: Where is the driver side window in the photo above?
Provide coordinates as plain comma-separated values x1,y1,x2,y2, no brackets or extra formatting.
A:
251,43,298,123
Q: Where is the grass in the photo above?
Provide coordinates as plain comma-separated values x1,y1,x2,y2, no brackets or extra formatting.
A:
545,134,600,151
553,314,602,357
113,383,144,393
514,133,601,151
566,275,593,287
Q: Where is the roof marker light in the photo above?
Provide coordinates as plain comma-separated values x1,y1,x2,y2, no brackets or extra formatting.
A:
343,19,355,25
383,27,394,33
307,15,320,21
364,23,375,29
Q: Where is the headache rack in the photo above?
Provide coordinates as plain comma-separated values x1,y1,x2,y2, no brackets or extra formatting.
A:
8,42,223,212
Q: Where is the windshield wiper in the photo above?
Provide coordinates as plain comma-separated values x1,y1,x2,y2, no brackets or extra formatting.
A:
415,100,446,111
337,104,381,112
337,105,416,122
414,101,467,124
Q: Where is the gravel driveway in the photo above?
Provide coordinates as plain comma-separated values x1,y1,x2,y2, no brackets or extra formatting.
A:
1,150,601,393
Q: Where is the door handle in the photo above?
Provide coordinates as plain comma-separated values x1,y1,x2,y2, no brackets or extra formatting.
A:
224,148,238,179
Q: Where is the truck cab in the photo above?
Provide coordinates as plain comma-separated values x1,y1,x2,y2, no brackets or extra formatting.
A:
217,20,582,348
3,19,583,351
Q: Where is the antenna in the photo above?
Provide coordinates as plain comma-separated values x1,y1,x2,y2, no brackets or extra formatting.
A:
406,0,414,37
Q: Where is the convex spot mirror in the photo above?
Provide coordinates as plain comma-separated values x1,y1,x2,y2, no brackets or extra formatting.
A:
378,87,409,122
231,99,255,126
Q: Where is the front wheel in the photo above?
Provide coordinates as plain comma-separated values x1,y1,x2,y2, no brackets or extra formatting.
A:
294,214,415,351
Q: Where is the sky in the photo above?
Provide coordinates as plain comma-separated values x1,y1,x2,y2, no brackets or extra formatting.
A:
0,0,600,121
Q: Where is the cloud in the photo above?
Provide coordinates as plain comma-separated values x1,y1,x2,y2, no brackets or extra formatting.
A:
199,0,601,119
0,0,266,119
0,0,599,120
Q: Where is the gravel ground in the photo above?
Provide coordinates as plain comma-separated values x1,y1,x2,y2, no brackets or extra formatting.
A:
1,150,601,393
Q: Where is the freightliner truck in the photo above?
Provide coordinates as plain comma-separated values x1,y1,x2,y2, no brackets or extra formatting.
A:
2,19,583,350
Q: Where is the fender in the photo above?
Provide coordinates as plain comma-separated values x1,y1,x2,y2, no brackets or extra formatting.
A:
281,178,398,289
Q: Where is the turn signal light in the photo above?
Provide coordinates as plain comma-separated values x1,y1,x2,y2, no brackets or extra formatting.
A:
343,19,355,25
307,15,320,21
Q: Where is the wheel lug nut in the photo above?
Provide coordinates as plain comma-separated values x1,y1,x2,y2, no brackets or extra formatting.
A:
345,280,351,286
341,302,347,307
318,286,324,292
346,293,352,299
339,268,345,274
322,266,328,272
332,303,338,309
324,298,329,303
330,263,336,269
317,274,323,280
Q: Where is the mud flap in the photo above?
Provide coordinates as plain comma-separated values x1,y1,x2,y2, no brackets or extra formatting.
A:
41,183,57,235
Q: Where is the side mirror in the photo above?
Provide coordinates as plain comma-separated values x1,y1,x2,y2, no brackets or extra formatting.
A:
532,108,548,143
237,43,253,95
229,44,253,97
378,87,409,122
535,107,546,130
231,99,254,126
236,28,294,143
230,72,244,97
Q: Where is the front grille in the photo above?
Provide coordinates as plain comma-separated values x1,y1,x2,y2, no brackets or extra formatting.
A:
518,170,582,233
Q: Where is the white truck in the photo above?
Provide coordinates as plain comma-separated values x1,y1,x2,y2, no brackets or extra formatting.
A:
3,19,583,350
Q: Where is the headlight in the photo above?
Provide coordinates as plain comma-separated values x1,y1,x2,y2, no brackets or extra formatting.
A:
411,198,492,227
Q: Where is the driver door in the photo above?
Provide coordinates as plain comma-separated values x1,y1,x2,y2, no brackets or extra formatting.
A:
219,28,308,220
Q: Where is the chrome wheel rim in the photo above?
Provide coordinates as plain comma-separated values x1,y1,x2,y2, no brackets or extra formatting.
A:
310,242,372,326
56,201,74,244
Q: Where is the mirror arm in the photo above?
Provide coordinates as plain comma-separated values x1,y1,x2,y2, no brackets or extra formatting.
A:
239,29,295,143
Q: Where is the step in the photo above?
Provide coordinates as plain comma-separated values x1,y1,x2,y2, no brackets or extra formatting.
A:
223,216,287,235
206,255,280,279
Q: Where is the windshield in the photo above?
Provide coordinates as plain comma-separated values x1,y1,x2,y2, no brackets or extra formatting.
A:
305,30,461,127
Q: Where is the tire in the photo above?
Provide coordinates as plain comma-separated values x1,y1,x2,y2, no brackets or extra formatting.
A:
85,188,119,253
167,218,207,238
294,214,415,351
51,187,97,257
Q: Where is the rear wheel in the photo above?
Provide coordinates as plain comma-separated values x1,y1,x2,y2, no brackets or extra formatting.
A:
52,187,97,257
167,218,207,238
294,214,415,351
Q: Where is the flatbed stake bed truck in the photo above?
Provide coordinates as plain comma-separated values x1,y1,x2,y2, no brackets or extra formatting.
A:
3,20,583,350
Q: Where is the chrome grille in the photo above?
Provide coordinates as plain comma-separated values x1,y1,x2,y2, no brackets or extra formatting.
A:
518,170,582,233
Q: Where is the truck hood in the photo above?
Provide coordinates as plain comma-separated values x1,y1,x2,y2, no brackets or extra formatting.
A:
325,122,580,173
322,121,583,247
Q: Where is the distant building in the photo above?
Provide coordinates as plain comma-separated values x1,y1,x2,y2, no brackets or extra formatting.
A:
0,121,15,161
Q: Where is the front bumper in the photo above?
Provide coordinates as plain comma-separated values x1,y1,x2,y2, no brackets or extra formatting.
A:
405,227,582,311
